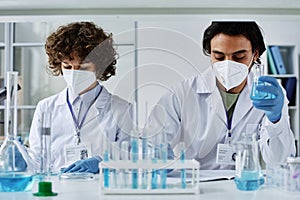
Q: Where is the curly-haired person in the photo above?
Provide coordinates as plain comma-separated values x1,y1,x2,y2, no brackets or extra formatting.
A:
28,22,132,174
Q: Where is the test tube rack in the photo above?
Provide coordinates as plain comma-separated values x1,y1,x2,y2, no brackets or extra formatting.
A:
99,159,200,195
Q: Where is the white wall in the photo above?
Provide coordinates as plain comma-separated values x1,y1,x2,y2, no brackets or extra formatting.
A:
136,14,300,126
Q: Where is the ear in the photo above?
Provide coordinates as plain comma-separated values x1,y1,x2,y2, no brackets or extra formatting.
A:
253,49,260,62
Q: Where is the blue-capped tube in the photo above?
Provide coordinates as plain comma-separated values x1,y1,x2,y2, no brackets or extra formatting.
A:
179,142,186,189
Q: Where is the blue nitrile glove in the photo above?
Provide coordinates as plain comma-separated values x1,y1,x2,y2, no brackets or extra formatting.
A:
63,156,101,174
251,76,284,123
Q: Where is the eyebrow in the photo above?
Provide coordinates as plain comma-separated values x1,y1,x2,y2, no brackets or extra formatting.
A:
212,49,249,55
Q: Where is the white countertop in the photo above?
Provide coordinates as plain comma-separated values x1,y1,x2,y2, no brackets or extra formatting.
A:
0,174,299,200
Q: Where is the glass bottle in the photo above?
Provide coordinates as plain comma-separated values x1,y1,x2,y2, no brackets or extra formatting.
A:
0,71,35,192
234,132,264,191
250,63,275,100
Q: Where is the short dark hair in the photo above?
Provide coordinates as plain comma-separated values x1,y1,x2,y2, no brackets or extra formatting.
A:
202,21,266,63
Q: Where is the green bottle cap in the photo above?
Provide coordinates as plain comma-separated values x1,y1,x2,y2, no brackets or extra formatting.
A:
33,181,58,197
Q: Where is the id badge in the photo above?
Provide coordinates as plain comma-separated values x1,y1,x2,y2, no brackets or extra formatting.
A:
64,143,92,164
216,143,236,165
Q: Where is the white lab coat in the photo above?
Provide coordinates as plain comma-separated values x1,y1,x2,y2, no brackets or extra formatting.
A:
28,86,132,172
144,68,296,170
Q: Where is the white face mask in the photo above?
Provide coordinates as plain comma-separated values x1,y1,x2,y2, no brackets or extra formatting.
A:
62,69,96,95
212,60,250,91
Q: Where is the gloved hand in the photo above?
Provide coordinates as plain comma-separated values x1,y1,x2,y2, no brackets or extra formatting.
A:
63,156,101,174
251,76,284,123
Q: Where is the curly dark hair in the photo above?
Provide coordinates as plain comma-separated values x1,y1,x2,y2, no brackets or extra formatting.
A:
202,21,266,64
45,21,117,81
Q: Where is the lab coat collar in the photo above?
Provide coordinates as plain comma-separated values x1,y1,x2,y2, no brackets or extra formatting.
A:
194,68,254,129
56,86,112,126
230,72,254,129
195,68,227,126
81,86,111,125
195,68,215,94
55,86,111,108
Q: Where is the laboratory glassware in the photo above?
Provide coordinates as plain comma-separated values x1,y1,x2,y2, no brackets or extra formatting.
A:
234,132,264,191
0,71,35,192
38,112,52,178
251,63,275,100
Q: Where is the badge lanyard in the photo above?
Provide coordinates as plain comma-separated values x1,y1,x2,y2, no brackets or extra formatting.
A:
226,112,232,145
66,87,102,145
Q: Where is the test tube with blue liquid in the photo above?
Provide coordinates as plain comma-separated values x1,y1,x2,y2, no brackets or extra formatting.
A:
131,128,139,189
121,141,129,188
102,137,110,188
130,100,139,189
150,146,158,189
141,131,148,189
111,142,119,188
179,142,186,189
251,63,275,100
159,133,168,189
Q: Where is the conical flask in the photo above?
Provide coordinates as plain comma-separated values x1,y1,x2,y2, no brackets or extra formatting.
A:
234,132,264,191
0,71,35,192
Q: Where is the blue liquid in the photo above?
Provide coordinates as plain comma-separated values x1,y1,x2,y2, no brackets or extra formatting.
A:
180,149,186,189
142,138,148,189
151,169,158,189
181,169,186,189
251,81,275,100
160,169,167,189
0,174,34,192
103,150,110,188
131,138,139,189
234,171,265,191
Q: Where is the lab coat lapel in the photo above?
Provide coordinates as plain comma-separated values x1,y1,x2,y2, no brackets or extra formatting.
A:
83,87,111,125
231,76,253,129
201,69,227,125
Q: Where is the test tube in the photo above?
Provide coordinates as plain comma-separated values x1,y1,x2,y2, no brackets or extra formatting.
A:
130,128,139,189
150,146,158,189
111,142,120,188
179,142,186,189
121,141,129,188
160,133,167,189
142,131,148,189
102,137,110,188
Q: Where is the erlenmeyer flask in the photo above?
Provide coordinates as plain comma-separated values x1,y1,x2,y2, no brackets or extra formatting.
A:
234,132,264,191
0,71,35,192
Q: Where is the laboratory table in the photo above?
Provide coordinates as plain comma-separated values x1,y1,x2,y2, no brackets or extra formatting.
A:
0,175,299,200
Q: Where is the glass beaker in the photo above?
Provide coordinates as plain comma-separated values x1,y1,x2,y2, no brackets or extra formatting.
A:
250,63,275,100
234,132,264,191
0,71,35,192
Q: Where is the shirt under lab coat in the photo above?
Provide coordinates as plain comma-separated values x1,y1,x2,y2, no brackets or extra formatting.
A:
28,86,132,172
144,68,296,170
